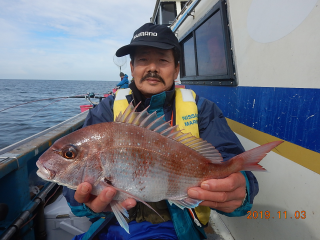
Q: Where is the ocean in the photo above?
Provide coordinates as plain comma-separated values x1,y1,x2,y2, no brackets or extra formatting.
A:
0,79,118,150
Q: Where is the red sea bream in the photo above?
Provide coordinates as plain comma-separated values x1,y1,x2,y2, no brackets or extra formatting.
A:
36,103,282,233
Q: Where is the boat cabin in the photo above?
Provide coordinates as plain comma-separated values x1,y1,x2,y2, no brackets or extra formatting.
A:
151,0,188,26
151,0,320,239
151,0,236,86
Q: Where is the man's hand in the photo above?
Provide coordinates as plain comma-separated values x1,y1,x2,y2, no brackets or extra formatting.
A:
74,182,137,213
187,172,247,213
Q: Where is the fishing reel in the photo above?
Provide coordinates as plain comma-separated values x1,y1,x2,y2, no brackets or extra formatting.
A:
85,92,101,106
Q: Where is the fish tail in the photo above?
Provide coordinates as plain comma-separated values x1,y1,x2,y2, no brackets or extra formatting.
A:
233,141,283,171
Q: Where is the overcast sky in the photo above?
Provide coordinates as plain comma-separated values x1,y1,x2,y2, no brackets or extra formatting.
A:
0,0,156,81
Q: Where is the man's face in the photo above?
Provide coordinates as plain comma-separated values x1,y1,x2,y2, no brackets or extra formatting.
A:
130,46,180,98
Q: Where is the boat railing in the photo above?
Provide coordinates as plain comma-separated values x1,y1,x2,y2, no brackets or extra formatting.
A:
0,111,88,240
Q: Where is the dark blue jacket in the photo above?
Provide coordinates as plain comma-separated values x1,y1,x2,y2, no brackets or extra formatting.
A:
63,88,259,240
116,74,129,88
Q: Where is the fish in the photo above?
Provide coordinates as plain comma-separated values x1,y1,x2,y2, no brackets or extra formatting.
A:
36,102,283,233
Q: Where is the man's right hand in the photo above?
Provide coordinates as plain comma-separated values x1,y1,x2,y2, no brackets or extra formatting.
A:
74,182,137,213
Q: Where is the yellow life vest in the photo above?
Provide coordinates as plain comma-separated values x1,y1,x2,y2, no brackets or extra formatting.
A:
113,88,211,226
113,88,132,121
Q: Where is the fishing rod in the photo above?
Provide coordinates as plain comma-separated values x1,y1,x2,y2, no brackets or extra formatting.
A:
0,93,106,113
0,183,57,240
30,98,68,118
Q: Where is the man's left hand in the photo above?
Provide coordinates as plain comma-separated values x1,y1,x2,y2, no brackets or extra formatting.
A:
187,172,247,213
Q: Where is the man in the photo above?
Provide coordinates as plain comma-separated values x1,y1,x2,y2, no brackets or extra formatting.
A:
63,23,258,240
116,72,129,89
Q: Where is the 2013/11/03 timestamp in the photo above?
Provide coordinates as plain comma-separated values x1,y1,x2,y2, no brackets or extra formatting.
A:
247,211,306,219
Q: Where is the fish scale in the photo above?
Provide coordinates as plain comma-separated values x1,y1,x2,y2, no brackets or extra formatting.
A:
36,102,283,233
110,123,215,180
101,143,193,201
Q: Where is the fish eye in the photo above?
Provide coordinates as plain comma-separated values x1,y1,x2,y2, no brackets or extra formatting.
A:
64,151,74,159
62,145,78,159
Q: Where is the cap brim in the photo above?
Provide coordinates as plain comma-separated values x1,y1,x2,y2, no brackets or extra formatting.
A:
115,41,175,57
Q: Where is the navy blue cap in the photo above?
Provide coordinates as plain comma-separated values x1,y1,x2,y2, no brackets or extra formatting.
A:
116,23,181,57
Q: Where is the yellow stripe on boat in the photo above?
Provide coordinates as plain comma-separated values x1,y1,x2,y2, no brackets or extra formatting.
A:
226,118,320,175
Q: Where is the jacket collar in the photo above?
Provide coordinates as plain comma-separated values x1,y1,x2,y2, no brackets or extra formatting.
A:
128,81,175,112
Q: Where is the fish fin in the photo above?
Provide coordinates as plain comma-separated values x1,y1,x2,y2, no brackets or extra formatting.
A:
168,198,202,209
124,112,139,124
166,129,182,138
110,201,130,234
159,125,180,136
179,136,197,144
159,123,223,163
115,101,223,163
139,111,158,128
173,132,192,141
146,114,166,130
118,102,134,123
236,141,284,171
115,102,169,131
153,121,172,134
132,107,150,125
101,181,165,222
115,111,123,122
123,102,141,124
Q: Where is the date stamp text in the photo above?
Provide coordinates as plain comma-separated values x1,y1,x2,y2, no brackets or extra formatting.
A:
247,211,306,219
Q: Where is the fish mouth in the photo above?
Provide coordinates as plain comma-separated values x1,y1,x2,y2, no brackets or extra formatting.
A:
36,162,55,180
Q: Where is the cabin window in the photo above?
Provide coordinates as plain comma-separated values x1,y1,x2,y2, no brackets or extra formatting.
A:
195,10,227,76
183,36,197,76
181,1,188,10
179,0,236,86
161,2,177,25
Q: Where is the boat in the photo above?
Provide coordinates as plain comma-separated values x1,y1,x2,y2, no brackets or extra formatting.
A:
152,0,320,239
1,0,319,239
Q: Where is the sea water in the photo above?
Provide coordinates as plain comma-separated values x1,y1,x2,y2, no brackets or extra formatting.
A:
0,79,118,149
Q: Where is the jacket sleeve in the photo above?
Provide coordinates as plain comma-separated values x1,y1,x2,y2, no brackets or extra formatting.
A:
116,77,129,87
83,96,115,127
197,97,259,216
63,96,115,218
63,188,110,219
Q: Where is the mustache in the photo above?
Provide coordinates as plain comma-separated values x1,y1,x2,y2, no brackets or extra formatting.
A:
140,72,165,85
